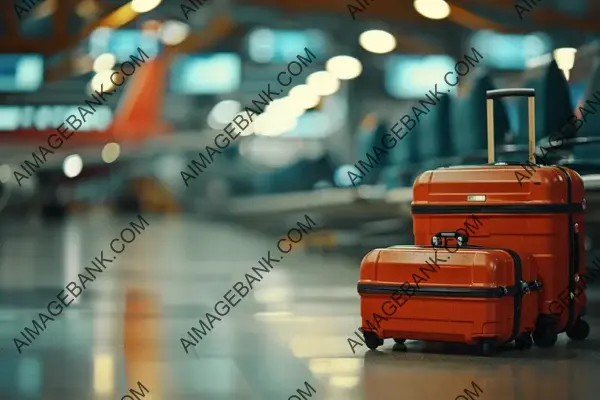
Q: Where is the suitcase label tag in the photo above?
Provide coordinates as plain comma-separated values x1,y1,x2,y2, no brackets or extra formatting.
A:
467,195,486,202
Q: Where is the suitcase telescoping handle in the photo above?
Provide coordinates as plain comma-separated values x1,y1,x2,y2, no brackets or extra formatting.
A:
431,231,468,249
485,88,536,164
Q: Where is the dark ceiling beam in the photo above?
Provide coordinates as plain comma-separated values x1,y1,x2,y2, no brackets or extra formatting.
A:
164,14,237,57
53,0,74,40
0,3,20,37
448,4,522,33
241,0,443,26
394,34,446,54
242,0,527,35
44,2,140,82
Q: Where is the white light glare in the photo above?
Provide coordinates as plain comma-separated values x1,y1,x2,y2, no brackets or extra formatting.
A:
359,30,396,54
131,0,162,13
90,70,115,93
93,53,116,73
413,0,451,20
326,56,363,80
254,113,297,137
63,155,83,178
208,100,241,129
288,85,320,109
0,164,11,183
306,71,340,96
265,97,305,118
101,143,121,163
159,20,190,46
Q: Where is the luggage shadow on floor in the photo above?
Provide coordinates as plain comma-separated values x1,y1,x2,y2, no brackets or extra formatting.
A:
362,339,577,360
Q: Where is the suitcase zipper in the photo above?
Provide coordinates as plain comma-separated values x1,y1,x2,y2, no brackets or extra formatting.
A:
357,280,541,298
357,283,511,298
411,203,584,214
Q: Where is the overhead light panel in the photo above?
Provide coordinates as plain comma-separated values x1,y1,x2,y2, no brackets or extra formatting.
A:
414,0,451,20
359,30,396,54
326,56,363,80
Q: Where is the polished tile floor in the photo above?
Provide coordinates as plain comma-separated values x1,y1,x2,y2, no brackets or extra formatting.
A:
1,214,600,399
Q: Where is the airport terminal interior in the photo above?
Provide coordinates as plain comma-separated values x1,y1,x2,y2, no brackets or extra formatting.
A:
3,0,600,399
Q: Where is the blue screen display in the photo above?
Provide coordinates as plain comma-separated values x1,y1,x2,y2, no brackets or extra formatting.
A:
384,55,456,99
247,29,327,63
88,29,160,62
170,53,242,95
0,54,43,92
0,105,112,131
470,31,551,70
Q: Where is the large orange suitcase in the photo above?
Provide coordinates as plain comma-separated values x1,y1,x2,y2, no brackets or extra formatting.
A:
412,88,590,347
358,245,541,355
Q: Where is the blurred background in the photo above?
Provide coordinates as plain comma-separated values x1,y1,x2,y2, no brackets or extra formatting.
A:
2,0,600,399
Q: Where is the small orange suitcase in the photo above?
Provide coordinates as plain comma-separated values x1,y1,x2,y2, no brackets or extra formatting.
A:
358,245,541,355
412,88,589,347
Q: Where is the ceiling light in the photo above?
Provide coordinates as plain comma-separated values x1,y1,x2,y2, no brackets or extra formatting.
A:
359,30,396,54
131,0,162,13
265,97,305,118
101,143,121,163
209,100,241,127
253,113,271,136
238,112,255,136
288,85,320,109
159,20,190,46
255,113,297,137
326,55,363,80
63,155,83,178
414,0,451,20
267,115,298,137
553,47,577,81
306,71,340,96
93,53,116,73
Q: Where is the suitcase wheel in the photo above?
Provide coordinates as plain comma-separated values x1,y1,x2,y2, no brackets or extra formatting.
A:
515,333,533,350
566,317,590,341
393,338,406,344
533,324,558,348
477,340,496,357
363,331,383,350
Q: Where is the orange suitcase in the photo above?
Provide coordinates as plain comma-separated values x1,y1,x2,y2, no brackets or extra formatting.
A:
358,245,541,355
412,88,589,347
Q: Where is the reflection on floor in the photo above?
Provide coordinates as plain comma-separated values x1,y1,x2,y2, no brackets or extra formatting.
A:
0,215,599,399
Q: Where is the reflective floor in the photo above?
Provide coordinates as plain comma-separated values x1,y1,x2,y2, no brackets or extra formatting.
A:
1,214,600,399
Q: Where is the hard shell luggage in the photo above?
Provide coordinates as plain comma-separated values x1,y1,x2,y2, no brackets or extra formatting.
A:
411,88,590,347
357,245,541,355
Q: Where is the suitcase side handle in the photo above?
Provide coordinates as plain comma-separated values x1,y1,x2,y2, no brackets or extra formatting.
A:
431,231,468,250
485,88,536,165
